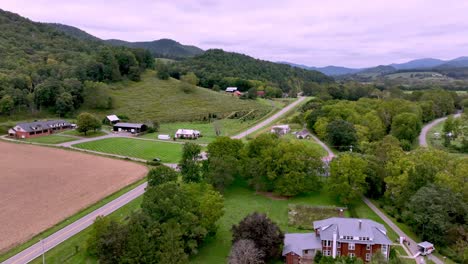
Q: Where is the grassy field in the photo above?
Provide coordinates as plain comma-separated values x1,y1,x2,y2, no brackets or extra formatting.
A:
282,134,327,157
141,119,263,143
73,137,183,163
60,129,107,138
426,116,467,156
87,71,272,123
30,196,144,264
24,135,77,144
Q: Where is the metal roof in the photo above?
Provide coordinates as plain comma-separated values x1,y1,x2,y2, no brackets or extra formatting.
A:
113,123,145,129
106,115,120,122
282,233,322,256
417,241,434,249
15,120,71,133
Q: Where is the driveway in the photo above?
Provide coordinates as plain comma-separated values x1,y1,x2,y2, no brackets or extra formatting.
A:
419,112,462,147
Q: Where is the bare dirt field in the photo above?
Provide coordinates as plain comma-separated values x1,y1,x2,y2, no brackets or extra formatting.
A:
0,141,148,252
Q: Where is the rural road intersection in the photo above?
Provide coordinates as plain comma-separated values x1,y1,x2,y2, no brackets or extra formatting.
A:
2,96,307,264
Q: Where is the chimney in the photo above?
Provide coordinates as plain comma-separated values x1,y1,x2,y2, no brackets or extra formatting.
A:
359,220,362,229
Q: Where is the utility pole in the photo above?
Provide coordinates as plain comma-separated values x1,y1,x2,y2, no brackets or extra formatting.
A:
41,239,46,264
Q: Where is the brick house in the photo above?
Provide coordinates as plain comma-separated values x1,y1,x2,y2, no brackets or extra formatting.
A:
9,120,71,139
283,217,392,263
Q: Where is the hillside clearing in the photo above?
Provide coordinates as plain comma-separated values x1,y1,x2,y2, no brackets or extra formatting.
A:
86,71,272,123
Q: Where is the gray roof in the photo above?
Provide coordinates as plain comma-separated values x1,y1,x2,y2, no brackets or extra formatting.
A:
282,233,322,256
417,241,434,249
114,123,145,129
313,217,392,245
297,129,311,136
15,120,70,132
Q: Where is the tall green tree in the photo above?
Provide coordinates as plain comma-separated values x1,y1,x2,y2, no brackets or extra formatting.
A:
390,113,422,145
329,153,368,205
179,143,202,183
76,112,101,135
326,120,358,151
147,166,178,187
0,95,14,115
55,92,74,116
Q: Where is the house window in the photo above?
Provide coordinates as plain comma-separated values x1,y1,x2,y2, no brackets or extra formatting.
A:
323,240,331,247
337,251,341,256
304,250,308,254
366,253,371,261
348,243,355,250
382,244,388,255
323,250,331,256
337,242,341,248
366,244,371,250
349,253,355,258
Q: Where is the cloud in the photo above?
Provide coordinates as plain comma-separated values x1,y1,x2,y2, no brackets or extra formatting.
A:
2,0,468,67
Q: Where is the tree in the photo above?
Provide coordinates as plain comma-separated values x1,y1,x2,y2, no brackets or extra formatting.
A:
87,216,110,256
390,113,422,144
156,62,170,80
247,87,258,99
95,221,129,264
180,72,199,86
55,92,74,116
76,112,101,135
329,154,368,205
179,143,202,183
403,184,467,245
326,120,358,151
156,221,188,264
0,95,14,115
232,212,284,262
228,239,265,264
179,81,195,94
147,166,178,187
120,214,157,263
207,137,243,158
204,156,238,192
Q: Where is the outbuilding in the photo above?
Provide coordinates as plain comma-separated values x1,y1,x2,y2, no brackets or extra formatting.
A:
106,115,120,124
175,129,201,139
271,124,290,136
113,123,147,134
417,241,435,256
225,87,238,93
9,120,71,139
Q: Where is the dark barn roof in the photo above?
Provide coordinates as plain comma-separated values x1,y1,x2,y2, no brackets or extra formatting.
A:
113,122,146,129
16,120,71,132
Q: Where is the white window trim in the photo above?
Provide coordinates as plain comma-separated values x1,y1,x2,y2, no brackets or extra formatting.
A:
349,253,355,258
348,243,355,250
366,244,371,250
366,253,371,261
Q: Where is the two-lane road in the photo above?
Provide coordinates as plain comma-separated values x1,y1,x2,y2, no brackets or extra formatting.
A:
2,97,308,264
419,112,462,147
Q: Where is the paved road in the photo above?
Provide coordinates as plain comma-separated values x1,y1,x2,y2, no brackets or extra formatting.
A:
3,97,305,264
231,96,307,139
419,113,462,147
2,182,147,264
310,134,335,161
363,198,444,264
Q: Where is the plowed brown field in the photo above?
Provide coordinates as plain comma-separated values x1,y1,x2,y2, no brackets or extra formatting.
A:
0,141,147,252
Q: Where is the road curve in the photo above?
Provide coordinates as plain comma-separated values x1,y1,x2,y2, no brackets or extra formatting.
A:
231,96,307,139
419,113,462,147
3,97,306,264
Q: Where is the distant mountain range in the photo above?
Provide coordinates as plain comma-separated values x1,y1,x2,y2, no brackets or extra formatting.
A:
47,23,204,59
281,57,468,76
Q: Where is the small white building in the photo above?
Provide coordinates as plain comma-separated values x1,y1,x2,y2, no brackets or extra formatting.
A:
175,129,201,139
271,125,291,136
225,87,238,93
158,134,171,140
106,115,120,124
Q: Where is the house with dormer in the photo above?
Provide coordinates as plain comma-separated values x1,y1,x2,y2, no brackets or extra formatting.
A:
283,217,392,263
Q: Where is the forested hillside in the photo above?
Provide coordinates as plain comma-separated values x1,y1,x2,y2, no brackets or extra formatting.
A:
172,49,333,93
46,23,101,42
0,9,154,117
107,39,204,59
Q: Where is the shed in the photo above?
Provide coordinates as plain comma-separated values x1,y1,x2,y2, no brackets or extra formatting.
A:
158,134,171,140
296,129,311,139
225,87,238,93
271,125,291,136
106,115,120,124
113,123,147,134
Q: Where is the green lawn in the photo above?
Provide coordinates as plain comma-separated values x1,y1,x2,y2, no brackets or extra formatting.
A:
283,134,327,157
73,138,183,163
60,129,107,138
24,135,77,144
141,119,262,143
426,116,466,156
86,71,272,123
30,196,144,264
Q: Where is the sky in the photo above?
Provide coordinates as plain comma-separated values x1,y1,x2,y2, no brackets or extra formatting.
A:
2,0,468,68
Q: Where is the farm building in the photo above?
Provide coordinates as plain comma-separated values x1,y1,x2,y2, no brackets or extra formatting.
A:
113,123,147,134
225,87,238,93
9,120,71,139
283,217,392,263
271,125,290,136
106,115,120,124
175,129,201,139
296,129,311,139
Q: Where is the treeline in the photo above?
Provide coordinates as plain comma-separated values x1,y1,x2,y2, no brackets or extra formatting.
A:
326,141,468,261
164,49,333,94
0,9,154,117
301,89,462,150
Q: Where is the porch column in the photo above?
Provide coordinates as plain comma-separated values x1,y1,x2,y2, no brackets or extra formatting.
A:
332,230,337,258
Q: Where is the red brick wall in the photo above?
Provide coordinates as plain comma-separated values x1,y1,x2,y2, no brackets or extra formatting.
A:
285,252,300,264
339,242,374,261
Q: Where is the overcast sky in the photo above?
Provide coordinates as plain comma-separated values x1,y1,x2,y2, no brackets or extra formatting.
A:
2,0,468,67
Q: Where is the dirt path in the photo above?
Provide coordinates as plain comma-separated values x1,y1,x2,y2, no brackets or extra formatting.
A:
419,112,462,147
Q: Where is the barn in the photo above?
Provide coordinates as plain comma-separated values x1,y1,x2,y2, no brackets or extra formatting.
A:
113,123,147,134
9,120,71,139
